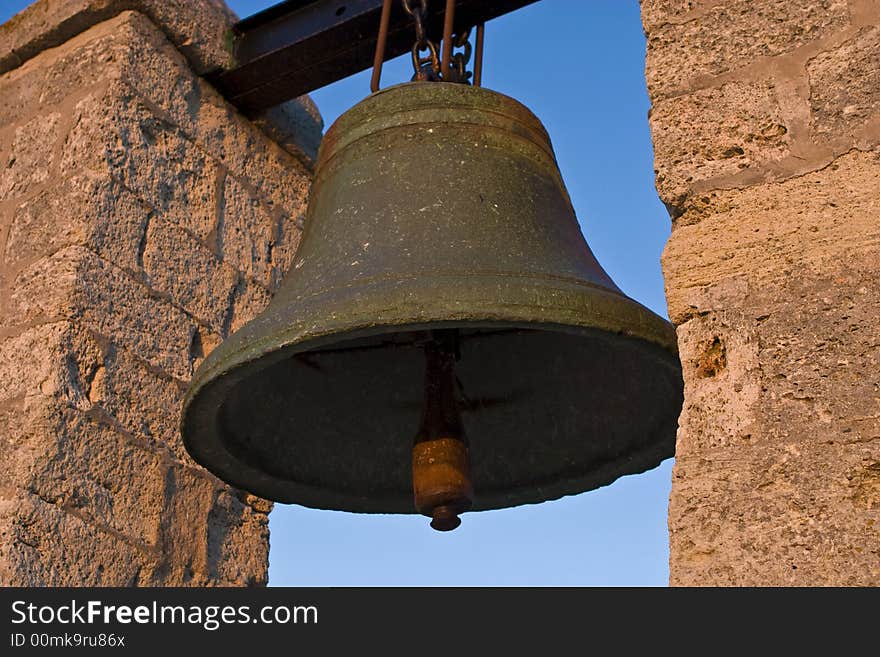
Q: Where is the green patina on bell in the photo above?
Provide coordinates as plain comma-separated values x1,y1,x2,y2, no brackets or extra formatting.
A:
181,82,683,524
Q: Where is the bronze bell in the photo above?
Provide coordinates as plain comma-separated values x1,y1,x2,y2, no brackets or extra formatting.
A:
181,82,683,531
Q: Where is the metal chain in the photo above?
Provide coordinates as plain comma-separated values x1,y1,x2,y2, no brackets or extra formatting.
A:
447,28,472,84
402,0,441,81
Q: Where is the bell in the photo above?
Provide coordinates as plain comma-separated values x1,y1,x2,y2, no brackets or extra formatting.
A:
181,82,683,530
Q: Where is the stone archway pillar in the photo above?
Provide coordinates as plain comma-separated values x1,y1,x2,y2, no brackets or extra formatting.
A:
642,0,880,585
0,0,321,585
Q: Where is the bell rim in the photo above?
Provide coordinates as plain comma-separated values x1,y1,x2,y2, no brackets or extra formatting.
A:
182,319,680,513
185,270,679,408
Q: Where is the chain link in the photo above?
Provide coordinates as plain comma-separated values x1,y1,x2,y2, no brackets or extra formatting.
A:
447,28,472,84
402,0,441,81
401,0,428,46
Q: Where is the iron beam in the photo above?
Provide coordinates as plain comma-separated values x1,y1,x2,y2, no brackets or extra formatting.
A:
210,0,538,112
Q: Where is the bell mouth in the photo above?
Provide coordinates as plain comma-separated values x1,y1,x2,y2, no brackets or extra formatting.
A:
181,290,683,514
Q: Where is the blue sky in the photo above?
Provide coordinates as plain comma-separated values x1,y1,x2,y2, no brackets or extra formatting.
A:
1,0,675,585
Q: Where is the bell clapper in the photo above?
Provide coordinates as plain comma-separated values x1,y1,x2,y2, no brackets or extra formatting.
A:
412,330,474,531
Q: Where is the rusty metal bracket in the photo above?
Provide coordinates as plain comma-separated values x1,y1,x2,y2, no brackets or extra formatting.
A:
209,0,537,113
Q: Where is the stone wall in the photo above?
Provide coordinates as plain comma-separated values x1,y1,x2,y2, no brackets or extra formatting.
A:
642,0,880,585
0,2,320,585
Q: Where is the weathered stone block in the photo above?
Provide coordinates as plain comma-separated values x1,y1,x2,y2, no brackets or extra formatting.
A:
73,254,197,381
674,314,761,454
85,341,189,463
16,400,167,548
663,150,880,323
4,174,149,276
645,0,849,99
0,6,321,169
156,464,222,585
0,18,128,129
0,323,84,406
6,247,196,379
189,326,224,374
19,11,316,246
206,490,270,586
0,112,61,202
671,445,880,585
808,26,880,139
227,279,272,335
650,82,790,212
63,89,219,243
0,394,269,586
219,175,278,289
0,492,153,586
0,0,237,78
640,0,717,31
196,96,313,218
252,98,324,170
143,216,239,334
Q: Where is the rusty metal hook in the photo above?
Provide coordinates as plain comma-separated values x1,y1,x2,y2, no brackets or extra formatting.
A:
370,0,395,92
473,23,484,87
